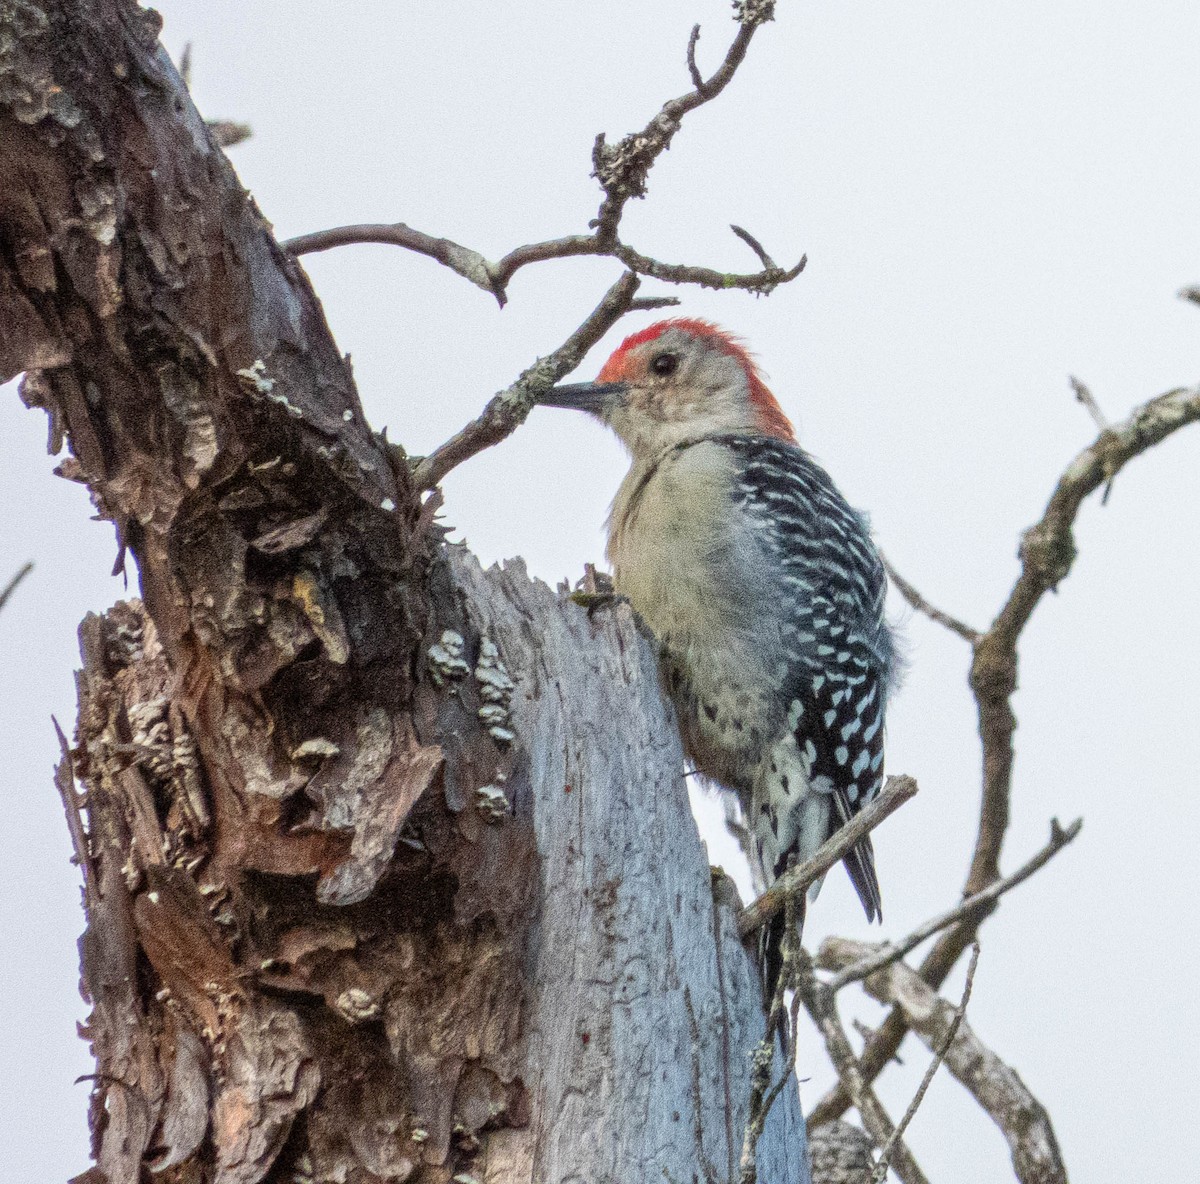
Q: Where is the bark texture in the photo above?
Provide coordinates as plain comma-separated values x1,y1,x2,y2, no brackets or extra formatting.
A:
1,2,810,1182
451,552,808,1184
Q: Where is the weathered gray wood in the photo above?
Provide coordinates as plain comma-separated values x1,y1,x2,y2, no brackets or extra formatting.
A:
453,550,811,1184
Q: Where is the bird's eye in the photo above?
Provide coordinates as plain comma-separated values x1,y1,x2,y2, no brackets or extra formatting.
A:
650,352,680,377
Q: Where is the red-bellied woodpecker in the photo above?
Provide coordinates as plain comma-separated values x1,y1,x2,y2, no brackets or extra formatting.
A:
541,319,897,991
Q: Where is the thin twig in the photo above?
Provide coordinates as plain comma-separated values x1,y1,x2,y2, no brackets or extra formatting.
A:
881,555,980,644
737,883,797,1184
208,121,253,149
823,817,1081,992
176,44,251,146
796,951,929,1184
1068,376,1115,503
730,224,777,271
686,24,706,92
870,943,980,1184
53,717,98,906
0,561,33,613
628,295,683,312
1068,375,1108,433
592,18,761,242
411,272,642,490
811,381,1200,1128
286,16,804,306
737,775,918,939
612,241,804,295
822,938,1068,1184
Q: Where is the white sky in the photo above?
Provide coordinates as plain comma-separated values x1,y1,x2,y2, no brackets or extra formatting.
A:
2,3,1198,1181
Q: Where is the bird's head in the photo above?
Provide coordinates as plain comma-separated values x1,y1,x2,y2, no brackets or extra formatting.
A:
540,318,795,458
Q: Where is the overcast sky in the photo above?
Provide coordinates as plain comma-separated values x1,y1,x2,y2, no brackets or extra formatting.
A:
2,2,1198,1181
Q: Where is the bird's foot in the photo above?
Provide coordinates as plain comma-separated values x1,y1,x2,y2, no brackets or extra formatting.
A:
568,564,627,615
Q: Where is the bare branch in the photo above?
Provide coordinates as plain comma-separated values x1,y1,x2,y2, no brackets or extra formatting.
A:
871,944,980,1184
822,940,1067,1184
973,383,1200,888
812,381,1200,1127
881,554,981,644
686,24,706,93
738,888,799,1184
592,18,761,242
412,271,642,490
822,817,1082,992
796,952,929,1184
730,224,778,271
286,16,803,308
283,222,500,299
0,561,33,613
613,241,805,295
53,716,98,907
1068,375,1108,433
737,775,918,939
286,221,803,304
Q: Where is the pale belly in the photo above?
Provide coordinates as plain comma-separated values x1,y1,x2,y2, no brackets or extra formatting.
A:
608,458,783,782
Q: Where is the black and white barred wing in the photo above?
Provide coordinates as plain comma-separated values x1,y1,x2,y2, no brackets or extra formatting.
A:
725,434,893,921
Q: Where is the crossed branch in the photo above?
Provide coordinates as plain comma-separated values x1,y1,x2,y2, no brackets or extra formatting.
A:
284,14,799,312
284,13,802,496
796,381,1200,1183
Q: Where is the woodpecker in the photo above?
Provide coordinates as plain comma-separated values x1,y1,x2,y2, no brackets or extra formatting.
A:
540,319,897,991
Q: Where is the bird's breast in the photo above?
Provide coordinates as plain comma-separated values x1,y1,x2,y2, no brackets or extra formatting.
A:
606,442,785,789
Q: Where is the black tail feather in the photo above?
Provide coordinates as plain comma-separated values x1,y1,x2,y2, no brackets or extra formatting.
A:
843,833,883,923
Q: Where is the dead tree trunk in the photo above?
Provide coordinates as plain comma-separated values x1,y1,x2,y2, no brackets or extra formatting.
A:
0,3,809,1181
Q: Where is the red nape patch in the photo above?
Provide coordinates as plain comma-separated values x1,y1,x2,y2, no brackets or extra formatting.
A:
745,371,795,442
597,318,796,442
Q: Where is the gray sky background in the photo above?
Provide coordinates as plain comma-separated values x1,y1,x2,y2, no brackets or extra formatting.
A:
2,2,1198,1180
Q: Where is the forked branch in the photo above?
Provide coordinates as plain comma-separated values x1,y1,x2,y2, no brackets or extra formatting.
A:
820,939,1067,1184
412,271,644,490
811,382,1200,1128
796,951,929,1184
870,943,980,1184
822,817,1082,992
284,13,802,307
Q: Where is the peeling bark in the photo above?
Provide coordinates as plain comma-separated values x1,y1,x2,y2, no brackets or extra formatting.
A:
2,2,810,1182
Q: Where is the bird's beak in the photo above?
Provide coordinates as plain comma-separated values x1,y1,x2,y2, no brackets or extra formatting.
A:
538,381,628,415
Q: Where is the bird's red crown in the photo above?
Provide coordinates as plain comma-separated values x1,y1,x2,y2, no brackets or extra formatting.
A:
597,318,796,442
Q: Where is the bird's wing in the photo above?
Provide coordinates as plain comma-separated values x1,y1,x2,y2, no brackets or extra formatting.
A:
721,433,891,921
